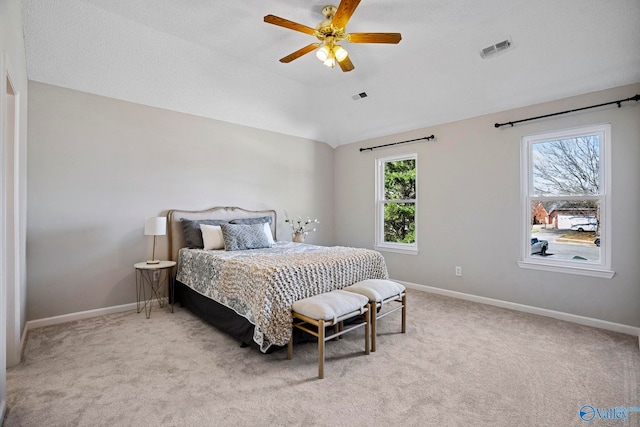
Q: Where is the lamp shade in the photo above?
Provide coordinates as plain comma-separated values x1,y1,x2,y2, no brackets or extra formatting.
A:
334,45,348,62
144,217,167,236
316,45,330,61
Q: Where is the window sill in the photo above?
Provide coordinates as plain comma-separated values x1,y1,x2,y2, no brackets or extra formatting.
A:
374,245,418,255
518,260,615,279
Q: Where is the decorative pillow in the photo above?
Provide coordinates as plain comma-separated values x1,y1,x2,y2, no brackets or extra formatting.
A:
220,223,272,251
200,224,225,250
263,222,275,245
229,216,273,225
180,218,227,249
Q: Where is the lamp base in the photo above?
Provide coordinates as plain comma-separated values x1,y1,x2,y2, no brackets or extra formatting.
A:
146,260,160,265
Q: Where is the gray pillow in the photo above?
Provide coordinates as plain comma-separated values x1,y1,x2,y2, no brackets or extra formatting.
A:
229,216,273,225
220,223,271,251
180,218,227,249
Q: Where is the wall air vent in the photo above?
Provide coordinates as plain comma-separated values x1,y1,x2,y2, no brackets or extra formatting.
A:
480,38,512,58
351,92,368,100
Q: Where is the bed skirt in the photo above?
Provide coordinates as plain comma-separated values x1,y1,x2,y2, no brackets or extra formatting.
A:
174,280,314,353
174,280,258,349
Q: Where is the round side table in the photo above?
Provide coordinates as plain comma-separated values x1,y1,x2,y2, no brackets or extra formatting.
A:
134,260,176,319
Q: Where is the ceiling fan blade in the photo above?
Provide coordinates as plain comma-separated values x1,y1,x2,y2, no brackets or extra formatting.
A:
264,15,317,36
332,0,361,30
347,33,402,44
279,43,321,63
338,56,355,72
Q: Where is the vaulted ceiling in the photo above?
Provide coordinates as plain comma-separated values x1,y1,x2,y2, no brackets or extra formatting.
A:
22,0,640,147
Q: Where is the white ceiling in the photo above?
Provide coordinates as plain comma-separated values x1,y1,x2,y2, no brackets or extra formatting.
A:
22,0,640,147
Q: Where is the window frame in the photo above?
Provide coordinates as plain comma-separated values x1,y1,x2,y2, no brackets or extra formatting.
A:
374,153,418,255
519,123,614,278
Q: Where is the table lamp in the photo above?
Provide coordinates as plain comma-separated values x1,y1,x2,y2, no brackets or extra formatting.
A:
144,217,166,264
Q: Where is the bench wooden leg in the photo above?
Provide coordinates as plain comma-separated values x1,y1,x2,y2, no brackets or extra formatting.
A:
365,306,370,355
333,321,345,340
287,335,293,360
318,319,325,379
370,302,377,352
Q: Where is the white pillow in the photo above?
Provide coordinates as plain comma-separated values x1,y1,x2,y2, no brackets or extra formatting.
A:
263,222,275,245
200,224,225,250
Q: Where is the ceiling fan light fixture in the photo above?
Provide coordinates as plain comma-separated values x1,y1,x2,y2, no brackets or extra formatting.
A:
316,44,330,61
323,55,336,68
334,45,348,62
264,1,402,72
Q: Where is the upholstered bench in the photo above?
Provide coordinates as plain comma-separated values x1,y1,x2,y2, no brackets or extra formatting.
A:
343,279,406,352
287,290,370,379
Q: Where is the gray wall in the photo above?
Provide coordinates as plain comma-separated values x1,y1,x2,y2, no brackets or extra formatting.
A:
26,80,640,328
27,82,334,320
335,83,640,327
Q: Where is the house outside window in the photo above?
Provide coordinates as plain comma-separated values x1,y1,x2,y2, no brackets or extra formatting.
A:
519,124,613,278
375,153,417,255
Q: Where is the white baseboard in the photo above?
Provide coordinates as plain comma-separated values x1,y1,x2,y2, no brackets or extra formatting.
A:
399,280,640,340
1,399,6,425
26,302,138,331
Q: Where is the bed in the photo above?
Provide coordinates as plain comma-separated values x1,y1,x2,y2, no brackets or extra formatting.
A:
167,206,389,352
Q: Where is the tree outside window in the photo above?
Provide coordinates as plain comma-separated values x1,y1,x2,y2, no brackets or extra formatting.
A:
384,159,416,243
375,154,417,254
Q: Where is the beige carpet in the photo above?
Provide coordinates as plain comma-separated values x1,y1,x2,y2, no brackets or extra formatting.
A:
4,289,639,426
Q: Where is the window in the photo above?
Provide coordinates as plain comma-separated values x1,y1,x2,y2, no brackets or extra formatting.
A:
375,154,417,254
519,124,613,278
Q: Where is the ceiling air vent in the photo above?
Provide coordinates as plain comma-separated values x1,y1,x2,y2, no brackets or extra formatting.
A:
480,39,512,58
351,92,368,100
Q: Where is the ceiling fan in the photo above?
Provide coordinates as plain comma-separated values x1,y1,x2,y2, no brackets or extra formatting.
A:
264,0,402,72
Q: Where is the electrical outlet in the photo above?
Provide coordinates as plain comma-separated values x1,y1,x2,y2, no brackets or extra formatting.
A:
455,266,462,277
153,270,160,281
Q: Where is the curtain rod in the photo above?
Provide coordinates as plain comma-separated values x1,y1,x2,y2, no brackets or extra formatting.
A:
359,135,435,152
494,94,640,129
